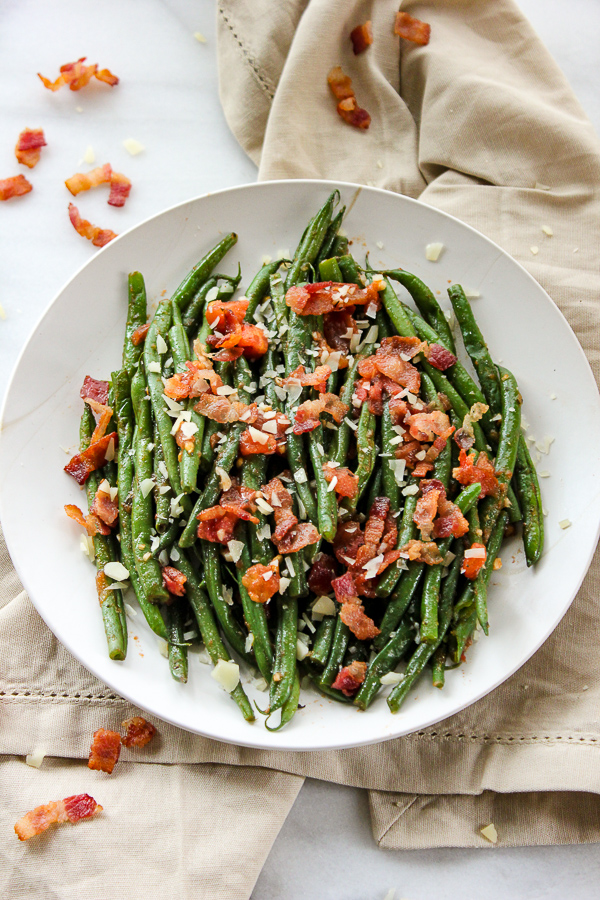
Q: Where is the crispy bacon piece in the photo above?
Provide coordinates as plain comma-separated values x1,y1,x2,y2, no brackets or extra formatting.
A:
206,298,249,329
80,375,109,405
197,509,239,544
415,479,469,540
193,393,245,423
287,281,379,317
220,482,259,523
293,392,348,434
91,488,119,528
262,477,320,554
339,602,380,640
358,337,422,394
462,544,486,580
162,566,187,596
452,449,500,498
68,203,116,248
88,728,121,774
281,364,332,394
323,464,358,499
131,323,150,346
38,58,119,91
405,409,453,442
15,128,47,168
454,427,475,450
65,164,112,196
85,397,113,444
121,716,156,748
14,794,102,841
350,21,373,55
242,559,280,604
307,553,337,595
433,497,469,539
394,11,431,45
64,503,111,537
414,484,441,541
108,172,132,207
205,298,267,360
424,343,457,371
0,174,32,201
64,431,117,485
327,67,371,130
333,520,365,567
400,539,444,565
240,430,277,455
331,660,368,697
165,361,223,400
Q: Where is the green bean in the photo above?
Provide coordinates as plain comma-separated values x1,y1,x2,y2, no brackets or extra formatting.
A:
235,528,273,681
354,620,414,711
112,368,168,640
183,272,241,335
123,272,148,378
172,233,238,311
244,259,283,322
383,268,456,353
431,644,446,688
310,617,336,667
514,436,544,565
480,367,521,542
447,284,502,415
176,549,254,721
380,402,400,511
285,190,339,290
303,664,353,703
168,305,207,494
151,520,180,559
388,550,464,712
377,275,418,338
130,363,170,604
318,257,343,283
80,407,128,660
315,207,346,266
331,234,349,257
153,421,171,533
330,330,378,467
365,465,383,513
308,425,338,541
347,403,376,511
242,454,271,564
165,601,188,683
201,541,252,663
319,613,350,688
374,476,419,600
337,254,362,286
266,669,301,731
269,596,298,713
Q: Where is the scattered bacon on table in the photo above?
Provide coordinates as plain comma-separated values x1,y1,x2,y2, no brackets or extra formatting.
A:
68,202,117,248
38,58,119,91
65,164,132,207
350,21,373,55
15,128,47,168
121,717,157,748
394,12,431,46
327,66,371,129
14,794,102,841
0,174,32,201
88,728,122,774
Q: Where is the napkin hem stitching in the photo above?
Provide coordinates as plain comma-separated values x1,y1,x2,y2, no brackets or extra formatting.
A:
217,5,275,101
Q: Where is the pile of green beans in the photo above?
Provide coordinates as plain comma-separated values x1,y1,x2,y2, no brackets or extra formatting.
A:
66,192,543,729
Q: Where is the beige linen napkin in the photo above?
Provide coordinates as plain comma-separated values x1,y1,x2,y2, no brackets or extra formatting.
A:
3,1,600,896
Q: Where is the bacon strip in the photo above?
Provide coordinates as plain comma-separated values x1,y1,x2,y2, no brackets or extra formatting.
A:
88,728,121,774
68,203,117,248
293,392,348,434
327,67,371,129
242,559,280,604
65,164,112,196
262,477,320,554
64,432,117,485
91,487,119,528
64,503,111,537
350,21,373,55
121,716,156,748
162,566,187,596
15,794,102,841
331,660,368,696
399,539,444,565
307,552,337,595
424,343,457,371
358,336,422,395
323,464,358,499
38,58,119,91
286,281,379,316
80,375,109,406
394,12,431,45
0,174,32,201
15,128,47,168
332,573,380,640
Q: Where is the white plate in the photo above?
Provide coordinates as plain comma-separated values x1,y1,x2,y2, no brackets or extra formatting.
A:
1,179,599,751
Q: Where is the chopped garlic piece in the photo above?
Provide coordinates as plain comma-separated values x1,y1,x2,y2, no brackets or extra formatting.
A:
296,639,310,661
541,225,553,237
215,466,232,492
530,246,539,255
104,561,129,581
559,519,571,530
156,333,168,355
123,138,145,156
147,361,161,374
211,659,240,693
83,145,95,164
312,595,336,617
227,540,244,563
480,823,498,844
140,478,155,499
256,497,273,515
380,672,403,686
425,242,444,261
25,748,47,768
193,31,207,43
294,467,307,484
80,534,95,561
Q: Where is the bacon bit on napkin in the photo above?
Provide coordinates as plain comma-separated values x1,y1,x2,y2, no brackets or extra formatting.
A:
0,174,32,201
14,794,102,841
68,203,117,248
350,21,373,55
394,12,431,46
38,58,119,91
15,128,47,168
121,717,157,748
327,66,371,130
88,728,121,773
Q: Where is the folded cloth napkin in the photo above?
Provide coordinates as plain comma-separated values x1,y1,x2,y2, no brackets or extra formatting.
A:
3,1,600,897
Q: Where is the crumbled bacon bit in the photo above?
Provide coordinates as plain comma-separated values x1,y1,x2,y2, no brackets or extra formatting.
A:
262,476,320,554
162,566,187,596
286,281,379,316
350,21,373,55
332,572,380,639
454,427,475,450
64,431,118,485
38,58,119,91
121,717,156,748
220,482,260,522
399,539,444,565
91,488,119,528
108,171,132,207
197,508,239,544
64,503,111,537
452,449,500,498
331,660,368,696
281,364,332,394
327,67,371,130
405,410,452,442
165,359,223,400
194,393,245,423
68,203,117,248
323,464,358,499
413,484,441,541
394,11,431,45
205,298,267,360
88,728,121,774
14,794,102,841
0,174,32,201
358,337,422,395
323,309,357,353
131,323,150,346
293,392,348,434
242,559,280,604
307,553,337,595
65,164,112,196
462,544,486,580
15,128,47,168
424,343,457,371
80,375,110,406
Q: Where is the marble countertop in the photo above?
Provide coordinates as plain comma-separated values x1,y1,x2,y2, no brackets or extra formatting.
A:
2,2,598,897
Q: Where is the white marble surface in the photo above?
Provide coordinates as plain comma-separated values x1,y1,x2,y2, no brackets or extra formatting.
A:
1,1,599,897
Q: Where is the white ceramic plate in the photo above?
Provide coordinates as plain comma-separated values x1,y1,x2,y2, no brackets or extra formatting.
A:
1,179,599,751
